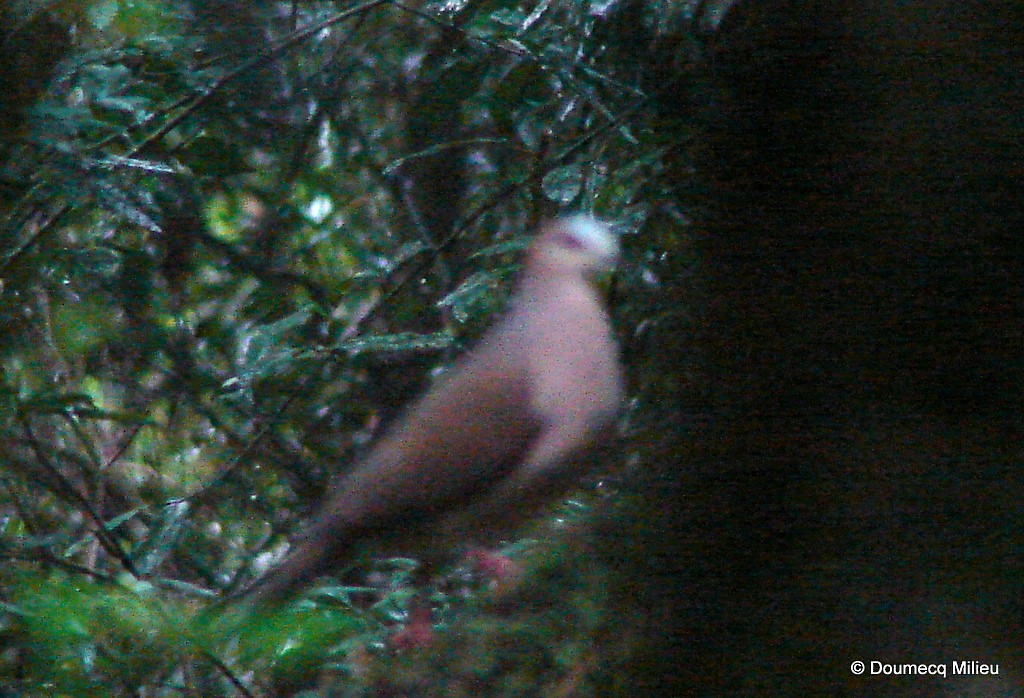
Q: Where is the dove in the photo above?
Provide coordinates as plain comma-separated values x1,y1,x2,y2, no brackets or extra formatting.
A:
243,215,623,603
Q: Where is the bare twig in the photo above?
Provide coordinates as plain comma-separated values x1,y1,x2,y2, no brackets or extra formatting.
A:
128,0,390,158
17,412,139,577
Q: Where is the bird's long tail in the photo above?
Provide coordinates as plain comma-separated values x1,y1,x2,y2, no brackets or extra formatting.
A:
236,534,350,605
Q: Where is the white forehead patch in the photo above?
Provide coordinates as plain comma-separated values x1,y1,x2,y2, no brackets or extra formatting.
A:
562,215,619,260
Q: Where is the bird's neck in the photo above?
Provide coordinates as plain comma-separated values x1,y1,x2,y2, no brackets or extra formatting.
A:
515,269,600,318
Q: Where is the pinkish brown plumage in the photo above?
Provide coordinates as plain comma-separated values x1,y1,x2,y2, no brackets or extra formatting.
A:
242,216,622,603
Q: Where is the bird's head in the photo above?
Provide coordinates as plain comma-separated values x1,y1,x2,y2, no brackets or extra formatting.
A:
530,215,619,277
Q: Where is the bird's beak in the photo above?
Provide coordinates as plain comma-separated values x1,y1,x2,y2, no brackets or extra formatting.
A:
593,237,621,276
591,250,620,289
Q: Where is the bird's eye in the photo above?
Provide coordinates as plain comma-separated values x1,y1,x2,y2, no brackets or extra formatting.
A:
554,232,586,251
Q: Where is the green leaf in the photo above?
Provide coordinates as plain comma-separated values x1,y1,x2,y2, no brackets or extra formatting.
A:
87,0,120,31
438,270,505,322
542,163,584,203
494,62,552,111
332,331,455,355
131,500,190,574
222,310,313,398
51,297,123,357
471,238,529,258
180,135,250,178
19,391,97,414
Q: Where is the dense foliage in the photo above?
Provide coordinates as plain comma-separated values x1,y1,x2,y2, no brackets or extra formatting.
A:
0,1,695,695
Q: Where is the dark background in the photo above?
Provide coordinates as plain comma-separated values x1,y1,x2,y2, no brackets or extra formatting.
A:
616,2,1024,694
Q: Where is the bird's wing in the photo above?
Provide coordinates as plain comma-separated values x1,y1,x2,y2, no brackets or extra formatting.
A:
242,325,540,602
311,320,541,531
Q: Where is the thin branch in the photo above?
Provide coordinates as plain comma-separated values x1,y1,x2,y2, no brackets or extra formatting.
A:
281,11,373,188
178,381,312,509
0,472,40,537
0,202,71,276
128,0,390,158
324,96,649,355
388,0,647,97
146,598,257,698
12,548,115,583
192,228,333,309
17,412,139,577
102,420,146,472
